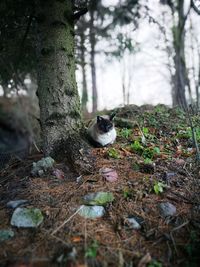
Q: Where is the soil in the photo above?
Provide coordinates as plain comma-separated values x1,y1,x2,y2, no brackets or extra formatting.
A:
0,105,200,267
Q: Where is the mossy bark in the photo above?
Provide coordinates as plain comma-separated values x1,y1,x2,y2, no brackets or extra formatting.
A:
36,0,92,172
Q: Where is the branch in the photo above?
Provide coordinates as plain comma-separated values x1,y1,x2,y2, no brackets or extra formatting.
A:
192,0,200,15
73,7,88,20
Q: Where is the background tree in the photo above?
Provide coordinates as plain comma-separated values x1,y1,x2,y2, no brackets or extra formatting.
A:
76,16,88,114
160,0,200,109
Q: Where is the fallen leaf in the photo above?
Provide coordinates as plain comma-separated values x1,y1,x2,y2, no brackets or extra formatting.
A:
71,236,82,243
175,158,185,166
100,167,118,182
53,169,65,179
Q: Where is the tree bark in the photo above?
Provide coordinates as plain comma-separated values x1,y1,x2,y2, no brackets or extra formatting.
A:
36,0,93,173
172,1,188,109
80,30,88,114
89,3,98,113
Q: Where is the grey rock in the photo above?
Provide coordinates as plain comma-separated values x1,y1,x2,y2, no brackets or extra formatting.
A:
83,192,114,206
0,229,14,242
7,200,28,209
158,202,176,217
163,172,176,182
78,205,105,219
127,217,141,230
11,207,43,228
31,157,55,176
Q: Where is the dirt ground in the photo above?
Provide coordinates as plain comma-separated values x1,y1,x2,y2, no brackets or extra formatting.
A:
0,105,200,267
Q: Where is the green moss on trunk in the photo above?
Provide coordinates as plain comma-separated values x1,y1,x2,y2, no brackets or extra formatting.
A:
36,0,83,156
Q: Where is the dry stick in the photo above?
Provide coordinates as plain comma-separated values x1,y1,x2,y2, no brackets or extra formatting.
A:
170,232,178,255
171,220,189,232
51,206,83,235
169,221,189,256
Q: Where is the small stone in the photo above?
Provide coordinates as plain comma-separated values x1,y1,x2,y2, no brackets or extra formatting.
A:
78,205,105,219
0,229,14,242
53,169,65,179
126,217,141,230
158,202,176,217
11,207,43,228
163,172,176,180
83,192,114,206
31,157,55,176
7,200,28,209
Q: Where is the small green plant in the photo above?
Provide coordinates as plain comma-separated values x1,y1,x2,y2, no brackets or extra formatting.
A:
142,127,149,135
148,259,162,267
107,148,120,159
130,140,144,154
153,182,167,195
119,128,132,139
144,158,153,164
176,127,200,142
85,240,99,258
142,147,160,160
123,187,133,199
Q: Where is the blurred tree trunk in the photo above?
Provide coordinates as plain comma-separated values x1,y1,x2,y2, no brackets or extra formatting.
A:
190,15,200,109
197,59,200,108
80,31,88,114
36,0,92,172
171,0,188,109
89,1,98,113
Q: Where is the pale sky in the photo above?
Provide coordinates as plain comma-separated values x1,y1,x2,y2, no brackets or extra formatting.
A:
76,0,199,112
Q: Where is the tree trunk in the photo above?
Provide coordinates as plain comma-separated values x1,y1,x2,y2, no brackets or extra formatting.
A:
80,31,88,114
89,5,98,113
36,0,93,173
172,1,188,109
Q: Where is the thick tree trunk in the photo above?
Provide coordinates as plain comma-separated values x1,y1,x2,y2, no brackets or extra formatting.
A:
80,31,88,114
36,0,93,173
89,6,98,113
172,1,188,109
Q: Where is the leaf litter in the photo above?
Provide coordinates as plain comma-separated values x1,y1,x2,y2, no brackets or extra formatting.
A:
0,105,200,267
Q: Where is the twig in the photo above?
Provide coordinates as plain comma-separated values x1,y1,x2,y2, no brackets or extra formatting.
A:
171,220,189,232
170,232,178,255
51,206,83,235
73,8,88,20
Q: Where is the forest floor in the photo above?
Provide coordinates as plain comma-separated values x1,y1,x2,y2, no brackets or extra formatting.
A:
0,104,200,267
